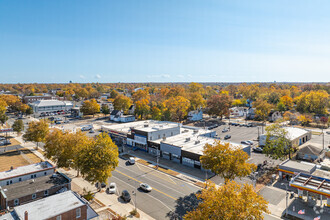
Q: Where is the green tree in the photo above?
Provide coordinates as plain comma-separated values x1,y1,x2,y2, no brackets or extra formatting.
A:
263,123,291,159
101,104,110,116
12,119,24,134
80,99,100,117
200,141,256,183
23,119,49,149
78,132,119,185
25,106,33,115
184,181,269,220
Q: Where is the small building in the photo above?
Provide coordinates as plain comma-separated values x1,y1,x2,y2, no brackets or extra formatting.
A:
259,127,312,147
0,162,55,187
268,110,282,122
278,159,316,180
187,109,203,121
109,110,135,123
0,190,98,220
230,107,246,117
0,172,71,210
246,108,255,120
296,145,325,162
71,107,83,118
29,100,73,114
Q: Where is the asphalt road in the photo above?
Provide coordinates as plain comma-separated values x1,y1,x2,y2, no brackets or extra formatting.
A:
108,158,201,220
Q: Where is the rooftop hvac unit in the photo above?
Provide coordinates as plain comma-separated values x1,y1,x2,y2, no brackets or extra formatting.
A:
185,137,191,142
182,129,189,133
144,124,149,127
162,137,166,141
195,140,200,144
193,130,198,133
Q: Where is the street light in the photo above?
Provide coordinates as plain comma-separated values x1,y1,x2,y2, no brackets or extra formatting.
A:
281,183,289,217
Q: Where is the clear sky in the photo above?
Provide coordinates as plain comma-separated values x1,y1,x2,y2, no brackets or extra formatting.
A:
1,0,330,83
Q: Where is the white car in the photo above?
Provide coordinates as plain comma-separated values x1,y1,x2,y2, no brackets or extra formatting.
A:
107,182,117,194
140,183,152,192
128,157,135,165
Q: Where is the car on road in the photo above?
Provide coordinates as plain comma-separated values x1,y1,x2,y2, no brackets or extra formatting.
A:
222,128,229,133
241,141,250,145
121,190,131,202
253,147,263,153
107,182,117,194
0,140,11,146
140,183,152,192
224,135,231,140
128,157,135,165
326,131,330,135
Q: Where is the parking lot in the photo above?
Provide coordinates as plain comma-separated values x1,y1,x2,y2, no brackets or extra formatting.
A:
212,123,261,146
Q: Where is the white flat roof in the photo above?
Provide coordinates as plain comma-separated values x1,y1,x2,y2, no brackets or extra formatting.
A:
102,120,180,134
29,100,73,107
162,135,248,156
0,162,54,180
284,127,310,140
14,191,86,219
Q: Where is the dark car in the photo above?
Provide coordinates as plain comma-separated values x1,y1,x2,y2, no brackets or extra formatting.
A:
121,190,131,202
96,182,107,188
253,147,263,153
224,135,231,140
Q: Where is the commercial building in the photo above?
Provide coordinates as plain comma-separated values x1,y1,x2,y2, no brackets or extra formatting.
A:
0,172,71,210
23,94,60,104
0,162,55,187
259,127,312,147
0,190,98,220
102,120,249,169
29,100,73,114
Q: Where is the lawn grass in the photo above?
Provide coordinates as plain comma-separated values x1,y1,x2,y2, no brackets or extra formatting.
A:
0,149,41,172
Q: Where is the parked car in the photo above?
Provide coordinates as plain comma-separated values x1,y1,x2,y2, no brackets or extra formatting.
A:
253,147,263,153
0,140,11,146
224,135,231,140
89,129,95,133
121,190,131,202
55,121,61,124
96,182,107,188
326,131,330,135
246,140,254,145
128,157,135,165
222,128,229,133
241,141,249,145
107,182,117,194
140,183,152,192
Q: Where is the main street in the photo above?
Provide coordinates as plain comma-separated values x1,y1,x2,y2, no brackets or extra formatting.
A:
108,158,201,220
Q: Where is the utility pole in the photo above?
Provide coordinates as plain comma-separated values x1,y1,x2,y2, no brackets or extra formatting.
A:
156,148,159,169
322,128,325,150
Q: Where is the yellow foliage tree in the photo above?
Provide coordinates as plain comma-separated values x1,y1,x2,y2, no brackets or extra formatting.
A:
183,181,269,220
200,141,256,183
164,96,190,122
80,99,100,117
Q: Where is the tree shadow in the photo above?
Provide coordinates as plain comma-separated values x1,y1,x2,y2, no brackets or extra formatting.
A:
166,191,201,220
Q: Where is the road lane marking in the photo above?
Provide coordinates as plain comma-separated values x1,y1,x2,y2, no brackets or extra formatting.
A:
114,170,177,200
136,163,177,185
117,166,187,196
111,175,173,211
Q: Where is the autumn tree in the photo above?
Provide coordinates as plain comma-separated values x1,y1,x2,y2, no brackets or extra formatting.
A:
189,92,205,110
263,123,292,159
44,130,90,176
320,116,328,129
298,114,312,127
113,95,132,112
101,104,110,116
279,95,293,110
23,119,49,149
132,89,149,102
200,141,256,183
12,119,24,135
188,82,204,94
254,99,272,121
110,90,119,99
151,106,162,120
295,90,329,114
78,132,119,185
206,94,231,119
184,181,269,220
80,99,100,117
135,99,150,119
164,96,190,122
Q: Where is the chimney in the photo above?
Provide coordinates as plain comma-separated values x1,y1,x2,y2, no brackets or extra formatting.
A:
24,211,28,220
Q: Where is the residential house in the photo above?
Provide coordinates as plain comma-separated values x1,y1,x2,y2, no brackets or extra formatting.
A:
230,107,246,117
128,105,135,115
109,110,135,123
0,172,71,210
187,110,203,121
268,110,282,122
297,145,325,162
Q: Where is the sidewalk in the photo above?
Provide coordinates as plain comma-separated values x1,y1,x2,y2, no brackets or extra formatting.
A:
16,135,155,220
125,149,214,182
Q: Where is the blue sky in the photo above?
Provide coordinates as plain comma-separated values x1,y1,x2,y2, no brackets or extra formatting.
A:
1,0,330,83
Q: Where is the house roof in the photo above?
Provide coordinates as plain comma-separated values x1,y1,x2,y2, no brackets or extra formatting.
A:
0,162,54,181
298,145,323,155
110,110,121,116
13,191,97,220
1,172,70,201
